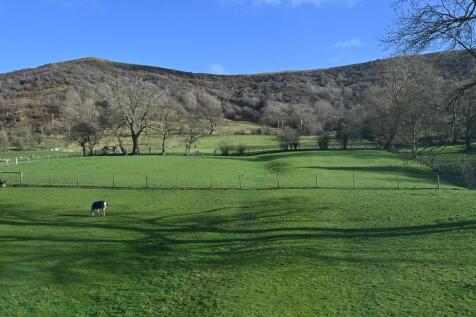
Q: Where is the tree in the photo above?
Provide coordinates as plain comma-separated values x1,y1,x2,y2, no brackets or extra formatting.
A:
262,100,288,130
183,118,206,156
386,0,476,101
156,96,182,155
457,91,476,151
196,92,223,135
107,79,160,155
0,130,8,152
70,121,101,156
363,58,439,157
278,127,300,150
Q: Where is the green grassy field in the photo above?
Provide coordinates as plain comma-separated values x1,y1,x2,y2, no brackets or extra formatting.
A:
0,150,455,189
0,188,475,316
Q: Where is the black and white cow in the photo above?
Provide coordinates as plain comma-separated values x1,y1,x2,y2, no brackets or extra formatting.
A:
91,201,108,217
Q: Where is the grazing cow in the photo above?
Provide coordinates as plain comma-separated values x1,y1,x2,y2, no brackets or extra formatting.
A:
91,201,108,217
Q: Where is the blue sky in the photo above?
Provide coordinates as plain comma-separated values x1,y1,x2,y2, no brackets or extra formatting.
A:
0,0,394,74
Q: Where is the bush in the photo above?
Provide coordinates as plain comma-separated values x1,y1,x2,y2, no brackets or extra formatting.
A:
252,128,262,135
9,135,27,150
318,134,330,150
219,142,233,156
279,127,300,150
237,144,247,155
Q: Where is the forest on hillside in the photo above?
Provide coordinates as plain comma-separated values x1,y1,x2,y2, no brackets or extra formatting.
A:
0,50,475,158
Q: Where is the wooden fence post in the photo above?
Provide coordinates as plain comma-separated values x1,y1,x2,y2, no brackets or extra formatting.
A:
277,173,280,189
49,175,52,187
437,174,441,190
353,172,356,190
239,175,242,189
112,175,115,189
396,174,400,190
20,172,23,186
315,172,319,189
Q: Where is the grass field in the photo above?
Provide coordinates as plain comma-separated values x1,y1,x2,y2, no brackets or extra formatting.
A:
0,150,456,189
0,188,475,316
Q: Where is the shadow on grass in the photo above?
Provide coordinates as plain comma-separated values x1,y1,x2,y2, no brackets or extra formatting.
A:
0,196,474,285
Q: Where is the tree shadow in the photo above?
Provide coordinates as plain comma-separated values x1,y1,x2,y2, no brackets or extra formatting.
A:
0,195,474,288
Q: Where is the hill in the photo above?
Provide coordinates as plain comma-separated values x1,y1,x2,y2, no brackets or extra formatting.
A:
0,51,474,126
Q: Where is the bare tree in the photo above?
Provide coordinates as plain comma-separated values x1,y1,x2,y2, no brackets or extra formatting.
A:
196,92,223,135
386,0,476,99
107,79,161,155
70,121,102,156
183,117,206,155
262,100,288,130
278,127,300,150
155,95,182,155
457,90,476,151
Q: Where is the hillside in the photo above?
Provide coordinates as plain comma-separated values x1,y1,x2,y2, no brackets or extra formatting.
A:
0,51,475,125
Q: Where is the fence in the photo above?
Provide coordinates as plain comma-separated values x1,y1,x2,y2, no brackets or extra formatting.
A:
397,152,476,189
0,170,468,191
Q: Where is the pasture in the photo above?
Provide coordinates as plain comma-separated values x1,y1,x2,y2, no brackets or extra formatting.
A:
0,188,475,316
0,150,474,316
0,150,457,189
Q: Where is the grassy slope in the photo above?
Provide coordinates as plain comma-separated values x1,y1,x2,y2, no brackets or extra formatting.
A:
0,188,475,316
1,150,454,189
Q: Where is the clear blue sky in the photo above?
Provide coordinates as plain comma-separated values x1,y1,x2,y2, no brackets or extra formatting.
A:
0,0,395,74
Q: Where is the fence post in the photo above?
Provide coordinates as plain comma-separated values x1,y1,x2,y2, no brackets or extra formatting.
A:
112,175,115,189
353,172,356,190
437,174,441,190
315,172,319,189
15,157,18,165
396,174,400,190
277,173,280,189
209,176,213,189
49,175,52,187
20,172,23,186
239,175,242,189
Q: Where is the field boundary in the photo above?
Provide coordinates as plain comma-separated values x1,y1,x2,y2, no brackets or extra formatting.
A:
5,182,469,191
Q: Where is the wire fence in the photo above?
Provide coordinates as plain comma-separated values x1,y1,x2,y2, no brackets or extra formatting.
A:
398,152,476,189
0,169,471,191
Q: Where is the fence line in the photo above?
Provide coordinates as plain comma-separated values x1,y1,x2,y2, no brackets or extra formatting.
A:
2,171,471,191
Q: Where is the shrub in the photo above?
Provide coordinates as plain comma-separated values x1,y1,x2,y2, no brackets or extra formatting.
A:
219,142,233,156
279,127,300,150
9,135,27,150
237,144,247,155
318,134,330,150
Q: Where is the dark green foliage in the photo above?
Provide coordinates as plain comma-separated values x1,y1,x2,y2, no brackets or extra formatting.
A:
317,133,330,150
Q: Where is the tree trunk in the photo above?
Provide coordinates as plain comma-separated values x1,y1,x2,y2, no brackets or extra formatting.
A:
81,144,87,156
131,133,140,155
411,124,418,159
465,122,472,152
342,135,349,150
161,133,167,155
448,106,458,145
117,137,127,155
209,121,214,135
